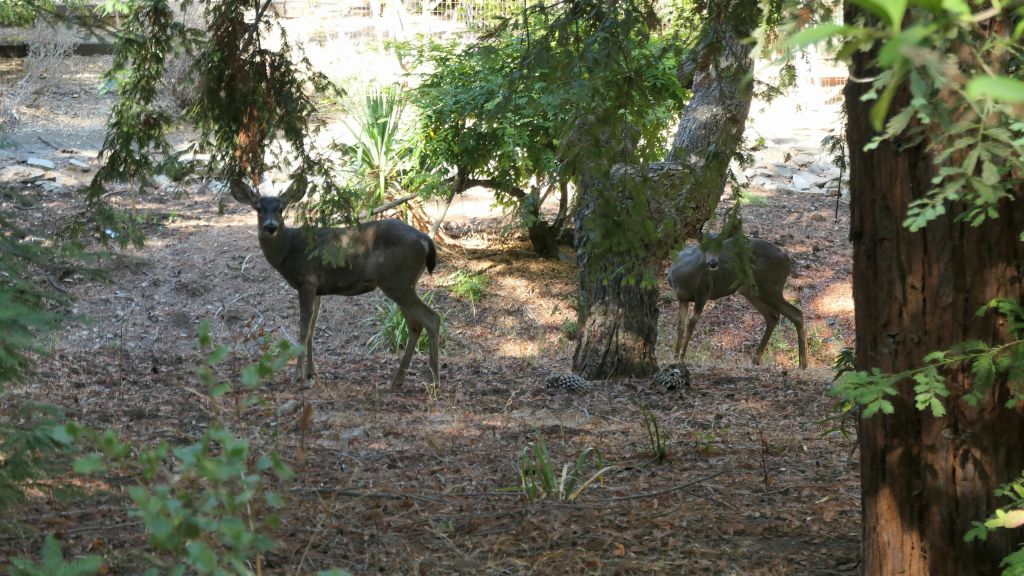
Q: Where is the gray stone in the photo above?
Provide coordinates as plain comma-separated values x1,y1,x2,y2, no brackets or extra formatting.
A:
0,165,45,182
756,148,790,164
25,157,56,170
67,158,92,172
771,163,794,178
791,171,818,191
38,180,62,193
152,174,173,190
792,153,818,167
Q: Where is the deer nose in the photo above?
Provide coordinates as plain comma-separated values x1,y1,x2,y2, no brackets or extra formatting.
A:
706,257,719,271
262,222,278,235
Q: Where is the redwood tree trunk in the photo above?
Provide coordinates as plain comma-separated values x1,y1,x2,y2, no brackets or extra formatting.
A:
847,46,1024,575
572,0,759,378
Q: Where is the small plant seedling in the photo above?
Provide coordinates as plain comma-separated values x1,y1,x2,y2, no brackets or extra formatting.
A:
694,431,719,456
447,270,488,312
639,404,669,464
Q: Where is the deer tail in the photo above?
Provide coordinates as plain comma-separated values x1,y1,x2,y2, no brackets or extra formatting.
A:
424,236,437,274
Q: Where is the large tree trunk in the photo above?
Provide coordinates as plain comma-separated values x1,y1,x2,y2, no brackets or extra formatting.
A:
847,40,1024,575
572,0,759,378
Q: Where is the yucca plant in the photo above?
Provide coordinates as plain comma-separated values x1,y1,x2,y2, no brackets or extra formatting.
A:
518,430,612,502
338,84,414,216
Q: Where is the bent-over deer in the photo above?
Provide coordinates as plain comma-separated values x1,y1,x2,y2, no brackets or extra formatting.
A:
231,179,441,389
668,236,807,369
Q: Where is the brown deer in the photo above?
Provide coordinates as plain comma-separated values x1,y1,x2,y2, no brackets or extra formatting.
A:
231,179,441,389
668,236,807,369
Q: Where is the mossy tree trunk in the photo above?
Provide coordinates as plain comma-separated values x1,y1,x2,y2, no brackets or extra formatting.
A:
572,0,759,378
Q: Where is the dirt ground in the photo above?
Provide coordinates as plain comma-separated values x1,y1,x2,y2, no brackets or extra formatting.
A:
0,53,859,574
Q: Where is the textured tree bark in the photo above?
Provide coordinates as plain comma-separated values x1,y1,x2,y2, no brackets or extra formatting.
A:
847,44,1024,575
572,0,759,378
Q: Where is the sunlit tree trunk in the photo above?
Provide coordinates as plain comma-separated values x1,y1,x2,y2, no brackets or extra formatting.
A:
846,34,1024,575
572,0,759,378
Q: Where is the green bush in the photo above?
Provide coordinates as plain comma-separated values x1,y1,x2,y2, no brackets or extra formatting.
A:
5,533,102,576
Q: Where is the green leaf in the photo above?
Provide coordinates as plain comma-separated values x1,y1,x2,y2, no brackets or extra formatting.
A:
785,24,849,48
980,161,1000,186
852,0,908,29
940,0,971,16
965,76,1024,104
871,68,906,131
74,453,107,475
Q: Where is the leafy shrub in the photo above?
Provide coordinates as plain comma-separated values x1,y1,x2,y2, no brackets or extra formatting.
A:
5,533,102,576
63,323,302,575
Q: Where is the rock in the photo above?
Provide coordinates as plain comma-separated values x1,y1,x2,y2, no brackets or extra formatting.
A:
152,174,173,190
339,427,366,442
756,148,790,164
792,153,818,167
791,171,818,190
752,177,780,192
276,399,301,417
38,180,62,193
67,158,92,172
808,161,839,176
0,165,45,182
771,163,795,178
25,157,56,170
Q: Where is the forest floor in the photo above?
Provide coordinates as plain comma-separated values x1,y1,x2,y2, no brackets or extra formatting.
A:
0,54,859,574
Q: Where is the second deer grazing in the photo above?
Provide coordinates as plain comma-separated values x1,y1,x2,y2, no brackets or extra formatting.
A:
668,236,807,369
231,179,441,389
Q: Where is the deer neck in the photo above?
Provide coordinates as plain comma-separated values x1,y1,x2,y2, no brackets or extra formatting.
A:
258,226,305,272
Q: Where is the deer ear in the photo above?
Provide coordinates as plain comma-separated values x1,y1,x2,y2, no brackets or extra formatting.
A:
230,180,259,207
279,176,308,208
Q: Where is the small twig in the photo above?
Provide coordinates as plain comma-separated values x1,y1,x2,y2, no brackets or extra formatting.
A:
240,253,254,274
289,487,439,503
294,492,331,574
360,192,420,219
37,135,66,150
63,520,143,536
46,273,68,293
603,470,726,502
278,323,298,346
755,417,771,493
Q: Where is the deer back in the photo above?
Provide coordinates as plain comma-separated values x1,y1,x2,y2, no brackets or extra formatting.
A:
265,219,433,297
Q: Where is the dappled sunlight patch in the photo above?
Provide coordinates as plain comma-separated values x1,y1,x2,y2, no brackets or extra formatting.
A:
813,280,854,316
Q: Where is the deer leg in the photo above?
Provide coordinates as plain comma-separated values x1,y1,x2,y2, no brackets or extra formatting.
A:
776,298,807,369
296,289,317,382
423,302,441,389
392,312,422,390
674,300,691,358
745,296,781,366
388,290,441,390
678,299,706,362
308,296,321,377
748,293,806,369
